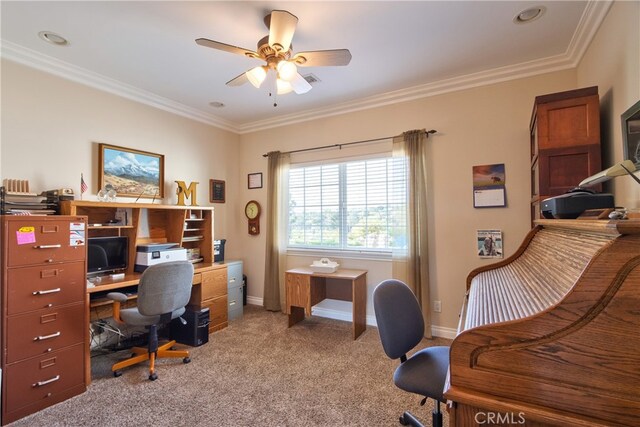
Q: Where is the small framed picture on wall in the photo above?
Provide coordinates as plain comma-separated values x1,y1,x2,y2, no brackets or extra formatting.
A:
622,100,640,168
210,179,225,203
248,172,263,189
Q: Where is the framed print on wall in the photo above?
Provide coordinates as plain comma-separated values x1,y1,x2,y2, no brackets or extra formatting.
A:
210,179,225,203
248,172,263,189
622,100,640,168
98,143,165,198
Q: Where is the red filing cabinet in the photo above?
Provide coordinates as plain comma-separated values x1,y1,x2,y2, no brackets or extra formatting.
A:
1,216,88,425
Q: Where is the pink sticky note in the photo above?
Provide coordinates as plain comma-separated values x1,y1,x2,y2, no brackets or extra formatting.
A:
16,229,36,245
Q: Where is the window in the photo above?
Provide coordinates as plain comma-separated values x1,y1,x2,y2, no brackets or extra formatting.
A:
288,156,407,252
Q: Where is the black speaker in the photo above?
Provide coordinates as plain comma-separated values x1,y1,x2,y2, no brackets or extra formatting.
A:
170,307,210,347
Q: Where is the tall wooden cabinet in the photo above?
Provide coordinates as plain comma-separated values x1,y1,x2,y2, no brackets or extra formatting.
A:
530,86,601,222
1,216,88,425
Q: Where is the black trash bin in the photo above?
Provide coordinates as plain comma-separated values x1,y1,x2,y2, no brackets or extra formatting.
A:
243,274,247,306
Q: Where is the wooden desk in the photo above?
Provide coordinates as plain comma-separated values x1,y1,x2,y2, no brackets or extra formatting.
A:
285,268,367,340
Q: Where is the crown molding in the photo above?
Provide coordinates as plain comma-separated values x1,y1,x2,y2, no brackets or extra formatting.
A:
1,0,611,135
0,40,239,133
564,0,613,67
237,53,576,133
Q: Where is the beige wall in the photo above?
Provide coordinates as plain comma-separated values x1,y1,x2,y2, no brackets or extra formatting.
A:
239,70,577,334
0,59,242,250
577,0,640,208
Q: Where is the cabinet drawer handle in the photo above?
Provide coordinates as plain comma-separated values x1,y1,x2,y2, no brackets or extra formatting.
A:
229,277,236,283
34,331,61,341
34,244,62,249
33,288,61,295
33,375,60,387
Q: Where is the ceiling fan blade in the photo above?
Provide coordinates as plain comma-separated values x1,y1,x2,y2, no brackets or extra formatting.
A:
292,49,352,67
266,10,298,52
195,38,259,59
226,72,249,87
290,73,312,94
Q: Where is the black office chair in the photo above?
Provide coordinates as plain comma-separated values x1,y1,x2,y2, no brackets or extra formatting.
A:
107,261,194,380
373,279,450,427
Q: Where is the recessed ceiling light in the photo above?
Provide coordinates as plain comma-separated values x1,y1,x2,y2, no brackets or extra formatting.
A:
38,31,69,46
209,101,225,108
513,6,546,24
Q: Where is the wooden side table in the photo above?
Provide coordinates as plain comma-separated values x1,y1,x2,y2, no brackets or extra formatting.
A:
285,268,367,340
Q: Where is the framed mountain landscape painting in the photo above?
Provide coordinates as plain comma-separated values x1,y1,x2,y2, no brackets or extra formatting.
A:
98,143,165,198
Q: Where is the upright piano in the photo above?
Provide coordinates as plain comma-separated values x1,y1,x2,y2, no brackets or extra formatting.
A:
445,219,640,426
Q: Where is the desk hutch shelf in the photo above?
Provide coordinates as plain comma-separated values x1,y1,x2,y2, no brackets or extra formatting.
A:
60,201,215,272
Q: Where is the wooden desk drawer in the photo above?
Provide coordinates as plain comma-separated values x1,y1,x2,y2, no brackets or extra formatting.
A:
205,295,228,332
4,343,85,413
7,261,86,315
202,268,227,299
6,304,85,363
6,220,86,267
192,272,202,285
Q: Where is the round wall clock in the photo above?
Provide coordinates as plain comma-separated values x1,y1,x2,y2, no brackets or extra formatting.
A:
245,200,261,235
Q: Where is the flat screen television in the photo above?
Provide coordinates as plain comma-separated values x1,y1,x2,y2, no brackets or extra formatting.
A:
87,236,128,276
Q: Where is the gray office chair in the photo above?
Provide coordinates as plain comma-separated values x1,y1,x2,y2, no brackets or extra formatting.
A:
107,261,194,380
373,279,450,427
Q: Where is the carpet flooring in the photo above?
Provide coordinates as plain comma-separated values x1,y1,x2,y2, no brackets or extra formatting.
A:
10,305,451,427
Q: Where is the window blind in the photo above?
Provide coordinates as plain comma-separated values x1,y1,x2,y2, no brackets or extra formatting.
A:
288,156,407,251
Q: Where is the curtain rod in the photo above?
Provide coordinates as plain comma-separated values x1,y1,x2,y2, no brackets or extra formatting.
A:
262,129,437,157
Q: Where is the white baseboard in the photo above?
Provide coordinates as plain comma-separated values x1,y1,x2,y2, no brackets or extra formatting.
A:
246,296,263,306
430,325,458,340
245,295,457,339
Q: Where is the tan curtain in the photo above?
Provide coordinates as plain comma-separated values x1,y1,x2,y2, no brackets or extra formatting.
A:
392,130,432,337
263,151,290,311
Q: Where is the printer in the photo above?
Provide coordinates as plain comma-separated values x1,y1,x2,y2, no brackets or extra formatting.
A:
134,243,188,272
541,190,614,219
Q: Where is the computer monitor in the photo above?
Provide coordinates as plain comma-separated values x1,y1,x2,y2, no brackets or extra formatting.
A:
87,236,128,276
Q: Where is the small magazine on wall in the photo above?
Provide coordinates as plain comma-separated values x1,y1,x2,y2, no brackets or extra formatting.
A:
477,229,503,258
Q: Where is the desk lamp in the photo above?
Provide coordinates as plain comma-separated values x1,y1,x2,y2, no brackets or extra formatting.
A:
579,159,640,187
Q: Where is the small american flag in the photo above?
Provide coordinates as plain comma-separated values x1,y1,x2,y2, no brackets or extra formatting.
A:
80,174,88,195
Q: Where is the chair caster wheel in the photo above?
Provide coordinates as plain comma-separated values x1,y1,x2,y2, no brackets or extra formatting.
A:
183,357,191,364
113,371,122,378
149,373,158,381
399,415,409,426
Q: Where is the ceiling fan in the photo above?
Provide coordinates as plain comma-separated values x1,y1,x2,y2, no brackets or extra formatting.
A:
196,10,352,100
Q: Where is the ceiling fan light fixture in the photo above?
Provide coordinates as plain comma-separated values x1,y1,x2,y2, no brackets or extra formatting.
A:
276,60,297,81
246,66,267,88
276,78,294,95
